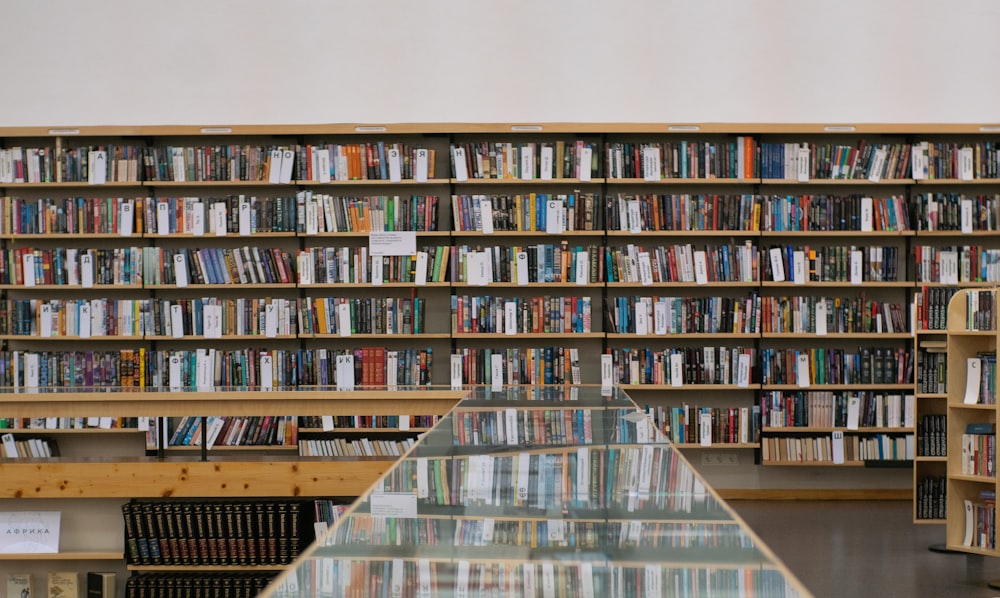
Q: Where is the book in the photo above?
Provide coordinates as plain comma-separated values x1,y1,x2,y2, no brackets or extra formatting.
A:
85,573,114,598
7,573,33,598
46,572,77,598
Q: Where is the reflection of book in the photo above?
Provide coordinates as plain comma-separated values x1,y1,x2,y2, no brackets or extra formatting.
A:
7,573,33,598
86,572,115,598
46,572,77,598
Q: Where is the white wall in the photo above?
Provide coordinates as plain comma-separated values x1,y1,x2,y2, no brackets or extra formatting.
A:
2,0,998,126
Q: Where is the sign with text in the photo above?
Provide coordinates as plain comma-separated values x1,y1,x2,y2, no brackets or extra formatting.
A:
0,511,60,553
368,232,417,257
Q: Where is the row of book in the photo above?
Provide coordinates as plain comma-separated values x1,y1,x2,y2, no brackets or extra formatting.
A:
759,194,910,232
296,142,437,182
655,405,761,446
452,193,604,232
759,295,907,334
126,573,273,598
0,435,58,458
758,141,913,180
141,195,298,234
7,573,115,598
606,242,758,284
915,287,959,331
917,414,947,457
377,446,705,514
606,294,761,335
3,246,142,286
122,500,309,566
605,193,759,232
297,437,415,457
919,142,1000,180
915,475,946,520
451,295,592,334
6,195,141,234
167,415,298,448
299,415,438,430
0,347,434,389
297,245,450,285
607,346,755,386
762,244,901,283
0,416,138,430
452,407,600,447
760,391,916,429
914,245,1000,284
0,144,141,183
961,424,995,476
962,491,996,550
761,433,915,464
965,289,996,331
142,145,295,182
759,347,912,386
916,344,947,394
452,347,583,386
450,141,599,180
966,352,997,405
299,191,439,232
604,138,758,180
141,246,296,286
914,193,1000,231
452,243,601,284
302,296,426,335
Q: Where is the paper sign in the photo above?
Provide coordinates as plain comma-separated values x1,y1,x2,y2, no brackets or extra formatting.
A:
388,148,402,182
504,301,517,335
670,353,684,387
479,199,494,234
693,251,708,285
157,202,171,235
815,301,828,335
796,146,809,181
579,147,593,182
868,148,887,182
860,197,873,231
627,200,642,234
239,198,252,235
959,147,974,181
642,147,661,181
832,431,845,464
653,302,667,335
965,358,982,404
338,303,352,337
174,254,189,287
79,303,91,338
451,354,463,390
540,146,554,180
850,250,863,284
22,254,35,287
369,232,416,257
545,200,562,234
170,304,185,338
491,354,504,391
414,251,429,285
576,252,589,285
601,354,614,395
0,512,61,553
699,412,712,446
737,354,751,388
796,354,810,387
453,147,468,181
792,251,805,284
260,353,273,390
638,252,653,286
846,396,861,429
265,300,278,337
81,253,94,288
192,202,205,236
769,248,785,282
321,416,335,431
317,149,332,183
214,203,227,236
961,199,974,234
415,149,429,182
516,252,529,285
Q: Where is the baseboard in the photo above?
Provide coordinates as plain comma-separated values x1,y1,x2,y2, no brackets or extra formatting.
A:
718,488,910,500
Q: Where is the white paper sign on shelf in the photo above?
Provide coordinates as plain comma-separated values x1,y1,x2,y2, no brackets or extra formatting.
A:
369,231,416,256
576,252,589,285
338,303,352,337
265,300,278,338
89,150,107,184
815,301,828,336
627,200,642,234
578,147,593,182
451,354,463,390
414,251,429,285
737,353,751,388
846,395,861,429
169,355,182,390
22,254,35,287
173,254,189,288
279,149,295,184
850,250,863,284
693,251,709,285
317,149,332,183
653,302,667,335
545,200,563,234
505,409,518,446
964,357,982,404
642,147,661,181
796,354,810,387
81,253,94,288
792,250,806,284
520,145,534,180
637,252,653,286
504,301,517,335
699,412,712,446
961,198,974,233
79,302,91,338
387,148,402,182
157,202,171,235
415,149,429,182
203,305,222,339
260,353,274,390
371,493,418,519
796,146,810,181
415,457,429,499
214,203,227,236
515,252,529,285
670,353,684,387
832,430,845,464
39,303,52,337
540,145,554,180
191,202,205,236
0,511,60,554
959,147,975,181
453,147,468,181
867,147,887,182
170,304,185,338
321,416,335,432
479,199,494,234
769,248,785,282
491,354,504,391
860,197,873,232
601,354,614,395
635,304,648,336
238,197,252,236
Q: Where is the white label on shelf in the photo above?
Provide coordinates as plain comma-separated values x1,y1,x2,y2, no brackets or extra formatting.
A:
169,355,182,390
792,250,806,284
832,430,845,464
456,561,470,598
265,300,278,338
297,253,313,285
416,457,429,499
965,357,982,404
480,251,493,285
796,146,810,181
737,353,751,388
522,563,536,595
388,148,402,182
317,149,331,183
627,199,642,234
89,150,107,184
170,304,185,338
479,198,494,234
238,198,252,236
371,493,417,519
850,250,863,284
579,147,593,182
214,203,227,236
635,413,651,444
138,417,150,432
81,253,94,288
503,301,517,336
635,305,648,336
959,147,975,180
577,447,589,501
521,144,534,180
1,434,17,458
860,197,873,231
645,565,663,598
491,354,504,391
417,559,431,598
389,559,405,598
399,414,410,431
415,149,429,182
546,519,565,543
268,149,282,184
338,354,356,391
414,251,429,285
25,354,39,388
321,416,335,431
601,354,613,395
22,254,35,287
516,452,530,504
542,562,556,598
451,354,463,390
79,302,91,338
305,199,319,235
699,412,712,446
670,353,684,387
769,248,785,282
939,251,958,284
39,303,52,337
453,147,468,181
540,145,554,180
545,200,563,234
157,201,171,235
642,146,661,181
337,303,352,337
912,143,928,180
369,231,416,257
637,251,653,286
868,147,887,182
260,354,273,390
580,562,595,598
693,250,709,285
576,251,589,285
173,254,189,288
961,198,974,233
964,500,975,546
316,558,333,592
516,251,529,285
191,202,205,236
796,353,810,387
477,517,494,544
846,395,861,429
204,305,222,339
505,408,518,445
279,149,295,184
815,301,828,336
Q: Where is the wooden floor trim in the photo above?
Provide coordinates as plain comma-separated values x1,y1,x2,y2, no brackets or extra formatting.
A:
719,489,910,500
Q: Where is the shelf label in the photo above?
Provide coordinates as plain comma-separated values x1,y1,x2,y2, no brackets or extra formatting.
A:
850,250,863,284
520,144,534,180
643,146,661,181
860,197,873,232
546,519,565,543
578,147,593,182
522,562,536,595
39,303,53,337
516,251,529,285
540,145,554,180
545,200,563,234
298,254,313,285
138,417,150,432
79,302,91,338
653,301,667,335
169,355,182,390
792,250,806,284
388,148,402,182
965,357,982,404
416,457,429,499
336,354,355,391
846,395,861,429
389,559,405,598
173,254,189,288
170,305,185,338
832,430,845,464
479,198,494,234
265,300,278,337
204,305,222,339
959,147,975,180
737,353,751,388
961,198,974,233
693,250,709,285
491,353,504,391
414,251,429,285
635,303,648,336
22,254,35,287
157,201,171,235
191,202,205,236
321,416,335,431
516,452,531,505
279,149,294,184
337,303,352,337
417,559,432,598
260,353,273,390
577,447,590,501
939,251,958,284
451,354,463,390
542,562,556,598
768,248,785,282
0,511,60,554
317,149,332,183
415,149,429,182
371,255,383,286
627,199,642,234
601,354,613,395
369,231,416,257
699,412,712,446
453,147,469,181
304,198,319,234
371,493,417,519
505,408,518,445
213,203,227,236
576,251,589,285
81,253,94,288
796,353,810,387
796,145,810,181
670,353,684,387
911,143,928,180
868,147,887,183
89,150,107,184
815,301,828,336
645,565,663,598
239,197,252,235
456,561,470,598
267,149,282,184
637,252,653,286
580,562,595,598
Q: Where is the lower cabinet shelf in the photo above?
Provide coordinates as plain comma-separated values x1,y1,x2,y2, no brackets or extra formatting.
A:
0,552,122,561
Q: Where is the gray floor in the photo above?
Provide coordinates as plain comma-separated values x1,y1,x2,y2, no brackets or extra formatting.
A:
730,501,1000,598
